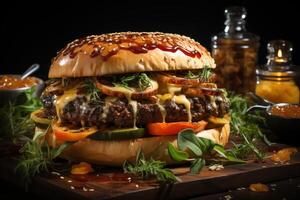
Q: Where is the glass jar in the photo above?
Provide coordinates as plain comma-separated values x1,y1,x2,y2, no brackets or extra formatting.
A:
211,6,260,94
256,40,300,103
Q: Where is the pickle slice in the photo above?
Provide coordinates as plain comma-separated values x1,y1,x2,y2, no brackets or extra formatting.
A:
31,109,52,129
90,128,145,140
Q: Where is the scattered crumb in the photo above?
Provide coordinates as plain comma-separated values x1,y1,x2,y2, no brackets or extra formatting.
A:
209,164,224,171
261,165,267,168
270,184,277,187
51,171,60,176
60,176,65,180
89,188,95,192
67,180,72,183
135,184,139,188
271,188,276,191
237,187,246,191
70,186,75,190
83,187,88,192
224,195,232,200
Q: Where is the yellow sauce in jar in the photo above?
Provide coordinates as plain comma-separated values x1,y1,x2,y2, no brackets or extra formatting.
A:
255,79,299,103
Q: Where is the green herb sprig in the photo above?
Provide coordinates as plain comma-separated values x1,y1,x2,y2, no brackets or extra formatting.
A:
123,150,180,183
0,87,42,139
185,66,212,82
229,94,272,159
15,130,70,184
112,73,152,91
84,78,101,102
168,129,245,174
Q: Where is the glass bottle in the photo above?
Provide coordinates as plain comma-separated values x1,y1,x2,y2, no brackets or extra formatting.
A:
255,40,300,103
211,6,260,94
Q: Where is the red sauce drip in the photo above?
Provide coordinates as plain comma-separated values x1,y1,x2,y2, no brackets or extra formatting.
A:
70,174,112,183
111,172,132,182
56,32,203,61
94,175,111,183
70,174,94,182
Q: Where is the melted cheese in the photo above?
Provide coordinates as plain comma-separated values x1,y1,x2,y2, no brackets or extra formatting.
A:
128,100,138,128
55,82,87,122
55,88,79,122
101,96,117,122
157,93,173,101
167,84,182,95
156,101,167,123
172,95,192,122
209,96,217,111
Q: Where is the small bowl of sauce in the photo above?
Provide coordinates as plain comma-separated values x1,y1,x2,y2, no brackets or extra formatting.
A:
0,75,40,90
269,104,300,119
0,74,44,107
266,103,300,145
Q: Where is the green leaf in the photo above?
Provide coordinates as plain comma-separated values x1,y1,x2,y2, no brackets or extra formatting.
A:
213,144,245,164
177,129,202,156
190,158,205,174
167,143,189,162
197,137,215,152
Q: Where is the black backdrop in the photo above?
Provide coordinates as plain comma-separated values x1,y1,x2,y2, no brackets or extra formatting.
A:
1,0,299,80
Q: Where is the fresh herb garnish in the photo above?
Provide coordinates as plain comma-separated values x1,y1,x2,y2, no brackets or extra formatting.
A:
62,78,71,87
123,149,180,182
0,87,42,139
112,73,152,91
229,94,271,159
84,78,101,102
185,66,212,82
168,129,245,174
15,129,70,184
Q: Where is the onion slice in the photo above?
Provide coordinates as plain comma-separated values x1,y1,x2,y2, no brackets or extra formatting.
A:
156,72,216,87
95,79,159,100
182,86,223,97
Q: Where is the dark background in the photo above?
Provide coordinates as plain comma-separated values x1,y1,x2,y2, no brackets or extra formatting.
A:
1,0,299,80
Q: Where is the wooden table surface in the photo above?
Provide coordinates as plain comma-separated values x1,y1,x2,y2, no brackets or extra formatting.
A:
1,148,300,200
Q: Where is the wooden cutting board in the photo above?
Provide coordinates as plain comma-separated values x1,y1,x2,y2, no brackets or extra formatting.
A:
0,147,300,200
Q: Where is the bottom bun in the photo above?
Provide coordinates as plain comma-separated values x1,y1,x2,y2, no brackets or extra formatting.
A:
58,123,230,166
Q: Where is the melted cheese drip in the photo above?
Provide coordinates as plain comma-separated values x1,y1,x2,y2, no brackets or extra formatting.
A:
106,85,139,128
109,80,159,128
167,84,182,95
55,87,79,122
129,100,138,128
101,96,117,122
156,101,167,123
210,96,217,111
172,95,192,122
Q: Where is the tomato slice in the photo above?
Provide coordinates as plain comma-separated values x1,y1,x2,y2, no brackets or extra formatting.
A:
52,121,98,142
147,121,207,136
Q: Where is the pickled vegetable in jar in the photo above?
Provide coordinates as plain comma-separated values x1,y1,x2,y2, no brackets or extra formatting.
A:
212,6,260,94
256,40,300,104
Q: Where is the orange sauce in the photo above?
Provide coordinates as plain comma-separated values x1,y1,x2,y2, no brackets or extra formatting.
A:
0,75,38,89
271,147,298,162
270,105,300,119
71,162,94,175
249,183,269,192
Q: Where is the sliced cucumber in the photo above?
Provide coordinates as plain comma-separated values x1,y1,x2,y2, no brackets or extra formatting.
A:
90,128,145,140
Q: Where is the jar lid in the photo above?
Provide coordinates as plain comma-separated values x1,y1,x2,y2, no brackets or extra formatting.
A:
257,40,300,78
256,68,298,78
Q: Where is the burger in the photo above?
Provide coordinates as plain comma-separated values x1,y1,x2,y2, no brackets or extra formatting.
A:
31,32,230,166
